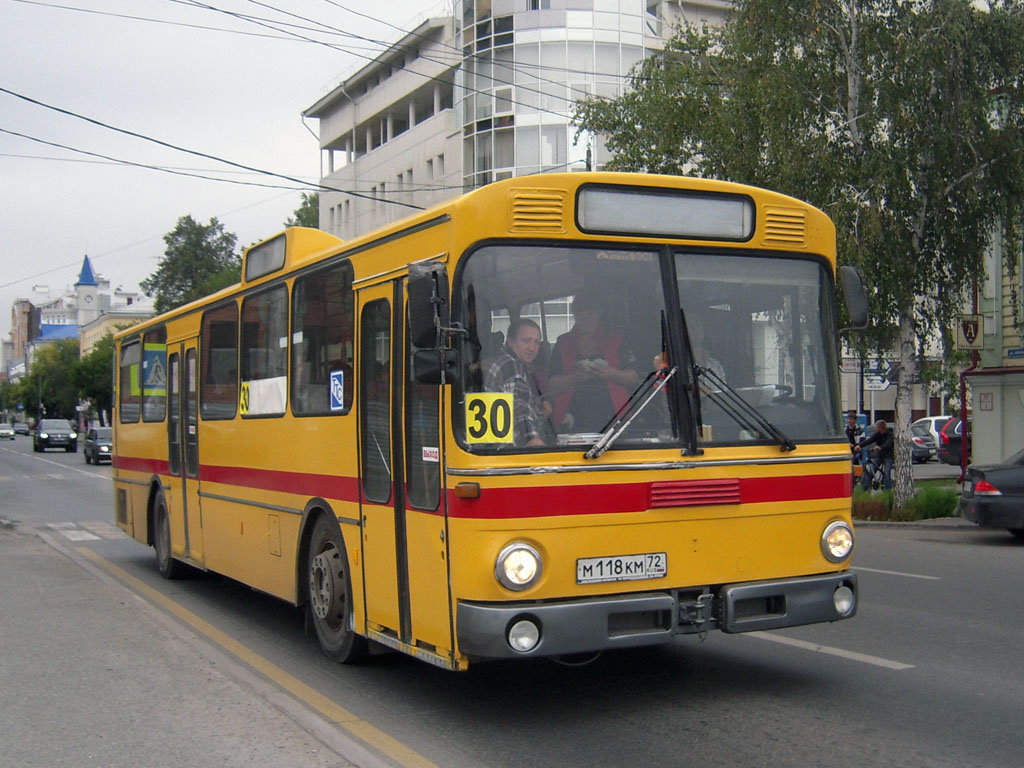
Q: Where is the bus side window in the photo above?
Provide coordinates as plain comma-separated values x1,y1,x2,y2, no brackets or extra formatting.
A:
142,326,168,423
200,303,239,420
360,300,392,503
119,338,142,423
241,285,288,417
292,263,354,415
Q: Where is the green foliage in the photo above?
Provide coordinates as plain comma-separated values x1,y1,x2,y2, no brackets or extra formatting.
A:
852,484,959,521
141,215,240,313
72,333,115,417
285,192,319,229
576,0,1024,338
24,339,81,419
914,485,961,519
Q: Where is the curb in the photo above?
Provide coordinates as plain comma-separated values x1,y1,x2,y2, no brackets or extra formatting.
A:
853,517,974,530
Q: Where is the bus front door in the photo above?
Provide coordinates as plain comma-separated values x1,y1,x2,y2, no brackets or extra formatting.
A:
168,341,204,566
358,281,453,659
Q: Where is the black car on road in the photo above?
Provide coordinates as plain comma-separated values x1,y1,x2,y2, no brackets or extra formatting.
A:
83,427,113,464
960,448,1024,538
33,419,78,452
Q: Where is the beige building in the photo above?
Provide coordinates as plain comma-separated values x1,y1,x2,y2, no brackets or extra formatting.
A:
303,1,730,241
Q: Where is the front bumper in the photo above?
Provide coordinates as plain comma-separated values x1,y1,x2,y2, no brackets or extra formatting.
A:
456,571,857,660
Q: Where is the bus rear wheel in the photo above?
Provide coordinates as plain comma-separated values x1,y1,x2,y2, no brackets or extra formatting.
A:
153,489,186,579
307,515,366,663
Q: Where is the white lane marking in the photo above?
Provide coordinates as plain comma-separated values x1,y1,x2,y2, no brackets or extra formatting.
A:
61,530,101,541
0,446,106,480
854,566,940,581
81,521,124,538
47,522,123,540
747,631,915,670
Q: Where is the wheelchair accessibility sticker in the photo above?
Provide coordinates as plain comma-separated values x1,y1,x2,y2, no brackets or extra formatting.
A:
330,369,345,411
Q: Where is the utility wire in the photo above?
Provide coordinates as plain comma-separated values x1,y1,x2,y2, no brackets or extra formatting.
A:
0,127,316,191
0,86,424,209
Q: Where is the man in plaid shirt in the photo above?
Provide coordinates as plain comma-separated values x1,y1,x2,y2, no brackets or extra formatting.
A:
485,319,549,447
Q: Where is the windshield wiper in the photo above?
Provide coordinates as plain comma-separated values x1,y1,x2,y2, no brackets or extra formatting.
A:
584,365,678,460
696,367,797,452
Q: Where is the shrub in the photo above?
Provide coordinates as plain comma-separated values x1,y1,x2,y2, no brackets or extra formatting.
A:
851,485,958,522
914,486,959,519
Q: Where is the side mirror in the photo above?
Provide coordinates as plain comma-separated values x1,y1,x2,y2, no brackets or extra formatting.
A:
839,265,869,331
413,349,460,385
408,264,450,348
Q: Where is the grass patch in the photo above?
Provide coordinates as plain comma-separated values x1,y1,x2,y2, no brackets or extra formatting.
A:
852,484,959,522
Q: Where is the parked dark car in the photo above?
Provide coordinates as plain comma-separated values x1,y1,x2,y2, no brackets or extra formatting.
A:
13,422,30,435
937,417,971,465
910,423,936,464
960,449,1024,538
83,427,113,464
33,419,78,452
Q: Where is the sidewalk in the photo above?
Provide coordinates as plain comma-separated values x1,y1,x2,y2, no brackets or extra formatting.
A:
0,525,359,768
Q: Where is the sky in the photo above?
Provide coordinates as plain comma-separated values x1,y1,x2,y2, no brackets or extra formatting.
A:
0,0,450,342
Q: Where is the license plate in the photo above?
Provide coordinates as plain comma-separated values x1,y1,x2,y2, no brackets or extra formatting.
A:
576,552,667,584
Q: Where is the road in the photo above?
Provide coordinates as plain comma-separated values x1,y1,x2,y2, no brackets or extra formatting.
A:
2,436,1021,768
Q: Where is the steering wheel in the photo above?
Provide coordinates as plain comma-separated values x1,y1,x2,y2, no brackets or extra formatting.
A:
772,384,794,401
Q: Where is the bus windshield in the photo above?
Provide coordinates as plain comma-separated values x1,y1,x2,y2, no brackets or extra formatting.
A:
676,252,842,447
456,244,841,453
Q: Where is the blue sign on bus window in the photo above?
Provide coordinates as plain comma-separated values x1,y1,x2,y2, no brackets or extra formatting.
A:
329,370,345,411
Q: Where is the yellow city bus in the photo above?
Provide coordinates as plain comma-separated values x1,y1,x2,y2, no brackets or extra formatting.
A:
113,172,866,671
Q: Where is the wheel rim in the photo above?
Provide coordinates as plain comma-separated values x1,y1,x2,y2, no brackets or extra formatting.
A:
309,544,346,629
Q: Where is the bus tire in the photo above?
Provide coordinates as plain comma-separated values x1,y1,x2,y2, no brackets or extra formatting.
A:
307,514,366,663
153,489,186,580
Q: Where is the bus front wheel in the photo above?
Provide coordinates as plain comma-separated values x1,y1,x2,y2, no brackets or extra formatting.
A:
153,489,186,580
307,515,366,663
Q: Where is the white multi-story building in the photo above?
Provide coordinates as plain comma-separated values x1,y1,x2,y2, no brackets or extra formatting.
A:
303,1,730,240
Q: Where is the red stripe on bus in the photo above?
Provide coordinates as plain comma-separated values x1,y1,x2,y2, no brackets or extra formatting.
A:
113,455,170,475
199,464,361,502
447,473,851,519
114,454,849,519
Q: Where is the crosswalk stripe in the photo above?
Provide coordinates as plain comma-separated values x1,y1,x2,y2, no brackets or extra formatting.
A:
45,521,124,541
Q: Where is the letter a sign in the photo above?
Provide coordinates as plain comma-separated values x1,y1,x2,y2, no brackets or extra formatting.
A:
957,314,983,350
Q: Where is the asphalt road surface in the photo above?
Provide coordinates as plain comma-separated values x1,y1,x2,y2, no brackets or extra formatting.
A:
2,436,1021,768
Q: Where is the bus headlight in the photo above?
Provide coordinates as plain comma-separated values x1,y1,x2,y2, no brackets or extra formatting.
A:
821,521,854,563
495,542,542,591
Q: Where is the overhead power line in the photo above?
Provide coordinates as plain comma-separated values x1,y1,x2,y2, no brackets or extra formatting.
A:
0,86,424,209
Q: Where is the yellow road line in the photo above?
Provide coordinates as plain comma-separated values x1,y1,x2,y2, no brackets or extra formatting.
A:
79,548,441,768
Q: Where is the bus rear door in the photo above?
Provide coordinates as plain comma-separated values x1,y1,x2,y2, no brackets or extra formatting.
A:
167,340,204,566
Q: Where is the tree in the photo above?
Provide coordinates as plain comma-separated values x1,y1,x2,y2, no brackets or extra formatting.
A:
285,192,319,228
73,333,115,422
26,339,81,420
141,215,240,313
575,0,1024,507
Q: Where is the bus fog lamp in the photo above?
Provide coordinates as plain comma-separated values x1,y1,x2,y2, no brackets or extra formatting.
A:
507,619,540,652
821,521,854,563
833,585,855,616
495,543,542,591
